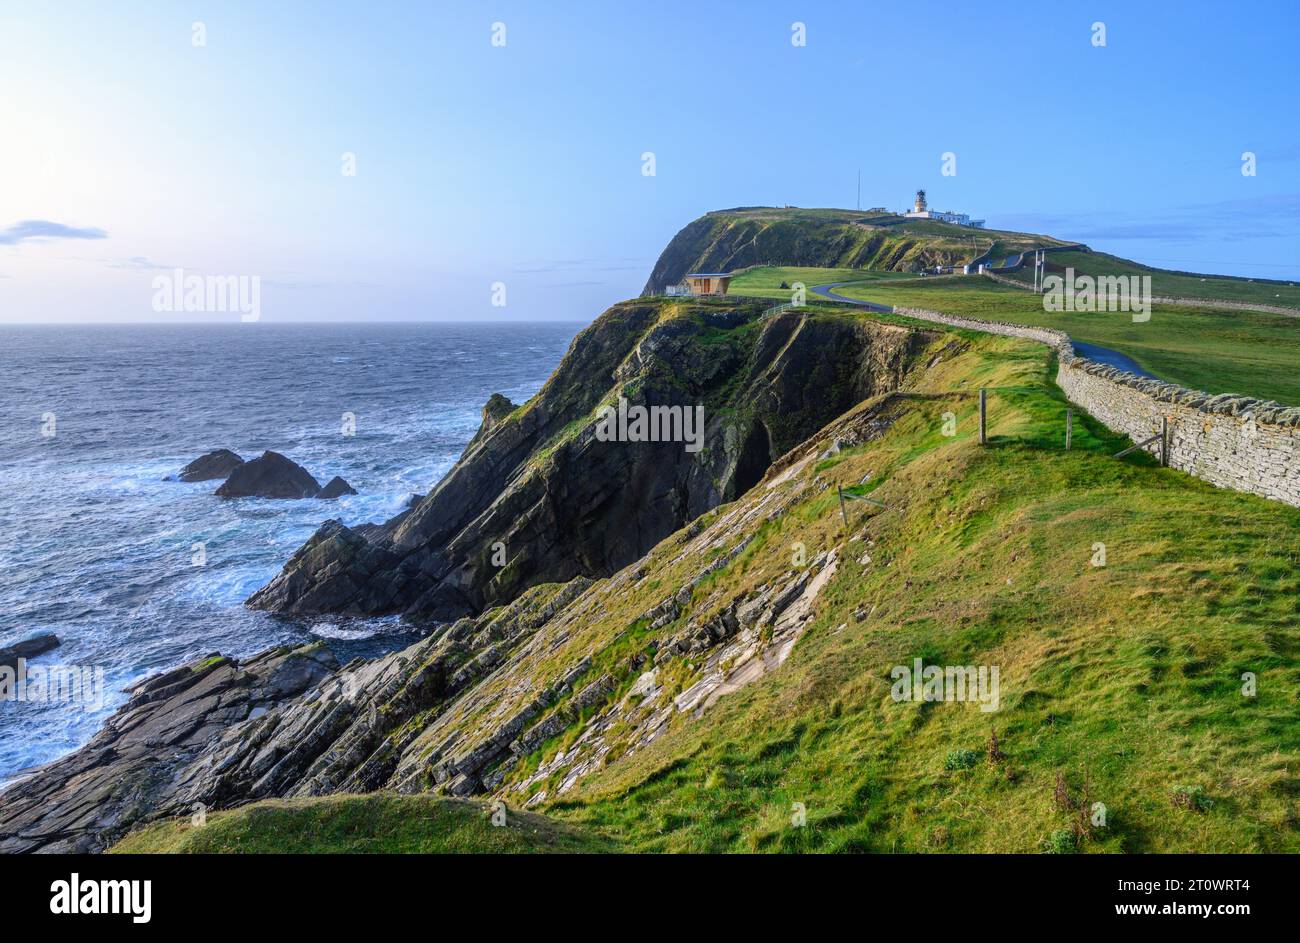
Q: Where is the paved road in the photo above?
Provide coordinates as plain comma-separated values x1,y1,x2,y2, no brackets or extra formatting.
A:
811,281,1160,380
810,282,892,311
1070,340,1156,378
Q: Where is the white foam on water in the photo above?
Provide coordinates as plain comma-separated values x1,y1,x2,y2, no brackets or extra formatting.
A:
308,615,404,641
185,564,282,606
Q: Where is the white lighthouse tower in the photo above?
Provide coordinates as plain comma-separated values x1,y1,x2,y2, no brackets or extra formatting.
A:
903,188,984,228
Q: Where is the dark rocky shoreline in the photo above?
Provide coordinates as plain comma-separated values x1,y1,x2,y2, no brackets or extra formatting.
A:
0,644,337,853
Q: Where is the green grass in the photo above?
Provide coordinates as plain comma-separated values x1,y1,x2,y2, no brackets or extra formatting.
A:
710,207,1067,252
834,277,1300,404
110,794,616,854
999,249,1300,308
529,323,1300,853
728,265,915,300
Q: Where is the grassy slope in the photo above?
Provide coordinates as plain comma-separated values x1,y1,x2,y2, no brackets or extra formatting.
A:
110,794,616,854
535,314,1300,853
834,277,1300,405
1000,249,1300,308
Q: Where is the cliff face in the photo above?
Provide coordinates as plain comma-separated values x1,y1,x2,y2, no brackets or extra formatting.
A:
247,298,929,621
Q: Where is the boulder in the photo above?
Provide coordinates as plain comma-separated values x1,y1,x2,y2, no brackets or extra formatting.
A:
215,451,321,499
0,633,60,671
173,449,244,482
316,476,358,500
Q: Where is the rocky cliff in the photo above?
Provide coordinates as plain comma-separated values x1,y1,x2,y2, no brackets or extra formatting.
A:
247,297,929,622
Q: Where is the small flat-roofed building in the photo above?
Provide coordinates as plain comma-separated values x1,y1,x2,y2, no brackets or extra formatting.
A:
683,272,732,296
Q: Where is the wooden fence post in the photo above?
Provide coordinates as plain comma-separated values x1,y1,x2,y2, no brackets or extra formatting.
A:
978,389,987,445
837,486,849,532
1161,416,1169,467
1065,408,1073,451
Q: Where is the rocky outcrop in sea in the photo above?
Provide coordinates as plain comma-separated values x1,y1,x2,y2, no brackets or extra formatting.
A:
215,450,322,499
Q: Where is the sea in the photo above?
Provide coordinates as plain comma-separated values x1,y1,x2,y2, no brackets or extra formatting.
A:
0,321,581,784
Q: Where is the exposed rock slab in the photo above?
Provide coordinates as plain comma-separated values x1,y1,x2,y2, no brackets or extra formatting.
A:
0,643,337,853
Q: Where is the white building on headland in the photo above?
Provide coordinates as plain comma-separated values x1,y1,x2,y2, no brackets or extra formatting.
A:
903,189,985,228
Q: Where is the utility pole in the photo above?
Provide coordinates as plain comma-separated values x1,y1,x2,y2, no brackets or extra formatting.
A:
856,170,861,211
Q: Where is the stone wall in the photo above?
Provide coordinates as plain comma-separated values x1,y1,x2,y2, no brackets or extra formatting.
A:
888,305,1300,507
1148,296,1300,318
891,305,1072,350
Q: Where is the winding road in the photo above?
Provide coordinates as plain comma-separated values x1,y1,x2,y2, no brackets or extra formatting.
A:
810,282,891,311
810,281,1158,380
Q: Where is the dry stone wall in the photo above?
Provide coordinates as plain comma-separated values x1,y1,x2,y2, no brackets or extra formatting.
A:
888,306,1300,507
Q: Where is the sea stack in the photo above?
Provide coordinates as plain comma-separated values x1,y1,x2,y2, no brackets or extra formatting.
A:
215,451,321,499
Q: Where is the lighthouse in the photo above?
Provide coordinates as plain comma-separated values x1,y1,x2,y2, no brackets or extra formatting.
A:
903,188,984,228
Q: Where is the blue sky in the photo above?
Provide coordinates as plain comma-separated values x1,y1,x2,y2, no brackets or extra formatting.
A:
1,0,1297,323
